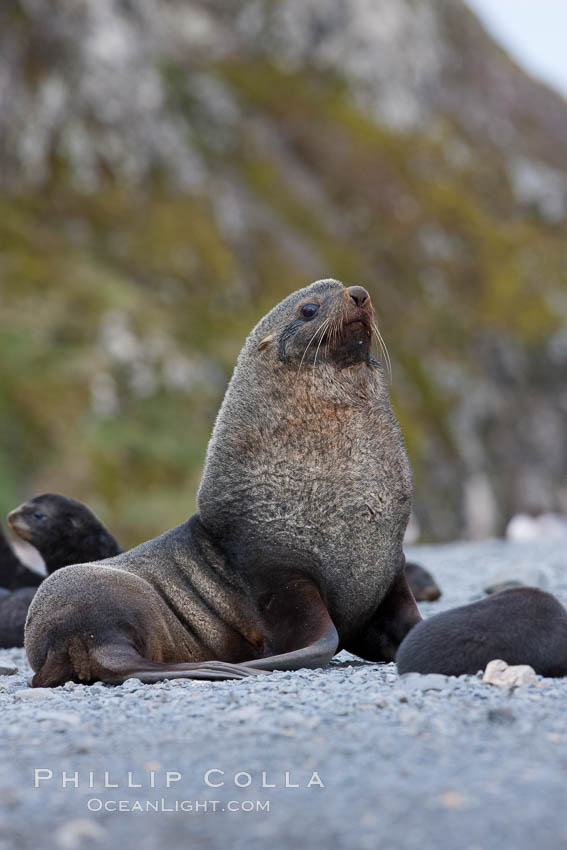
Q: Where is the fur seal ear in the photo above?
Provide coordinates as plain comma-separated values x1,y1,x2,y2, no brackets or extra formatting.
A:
257,335,273,352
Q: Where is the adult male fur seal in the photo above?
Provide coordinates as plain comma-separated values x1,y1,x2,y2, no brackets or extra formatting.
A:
25,279,421,687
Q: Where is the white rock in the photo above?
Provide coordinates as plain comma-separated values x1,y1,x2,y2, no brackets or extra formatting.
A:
15,688,56,700
0,662,18,676
482,659,538,688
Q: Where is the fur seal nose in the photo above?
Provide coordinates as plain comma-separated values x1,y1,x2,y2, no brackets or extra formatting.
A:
347,286,369,307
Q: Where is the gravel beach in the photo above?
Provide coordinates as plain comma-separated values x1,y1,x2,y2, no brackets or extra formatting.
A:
2,539,567,850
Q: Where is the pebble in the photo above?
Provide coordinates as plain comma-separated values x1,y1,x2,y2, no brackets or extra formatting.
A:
1,539,567,850
487,707,516,725
56,819,106,850
395,673,456,694
121,678,144,691
14,688,56,700
36,711,82,727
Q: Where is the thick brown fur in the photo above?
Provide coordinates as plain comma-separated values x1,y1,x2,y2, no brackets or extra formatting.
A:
396,587,567,677
26,279,420,686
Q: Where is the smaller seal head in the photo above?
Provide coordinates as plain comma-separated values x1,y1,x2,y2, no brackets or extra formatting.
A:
7,493,120,573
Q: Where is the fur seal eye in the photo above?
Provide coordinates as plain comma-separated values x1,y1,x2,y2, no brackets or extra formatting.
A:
300,303,319,320
32,511,46,521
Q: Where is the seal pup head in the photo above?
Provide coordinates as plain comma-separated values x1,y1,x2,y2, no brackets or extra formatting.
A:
7,493,120,572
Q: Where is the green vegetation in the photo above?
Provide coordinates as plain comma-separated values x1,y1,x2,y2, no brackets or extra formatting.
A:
1,46,566,543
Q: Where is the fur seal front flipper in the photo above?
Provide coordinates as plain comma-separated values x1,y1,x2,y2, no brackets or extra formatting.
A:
344,568,421,662
26,280,418,686
27,530,340,685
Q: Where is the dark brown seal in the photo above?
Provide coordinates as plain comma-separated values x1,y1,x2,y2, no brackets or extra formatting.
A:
0,587,38,649
8,493,120,575
396,587,567,677
404,561,441,602
0,494,121,648
25,279,421,686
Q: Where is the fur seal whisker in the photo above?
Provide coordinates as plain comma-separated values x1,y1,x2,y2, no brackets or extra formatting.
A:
311,320,332,387
296,317,331,380
372,321,392,383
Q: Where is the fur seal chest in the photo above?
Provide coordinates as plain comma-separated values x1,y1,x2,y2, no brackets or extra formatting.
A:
25,279,420,686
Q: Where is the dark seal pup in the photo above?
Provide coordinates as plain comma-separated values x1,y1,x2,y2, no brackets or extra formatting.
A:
0,495,121,648
404,561,441,602
396,587,567,677
7,493,120,579
0,588,38,649
26,279,421,687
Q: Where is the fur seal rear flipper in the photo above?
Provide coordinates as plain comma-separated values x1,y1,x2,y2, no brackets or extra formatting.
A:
26,280,419,686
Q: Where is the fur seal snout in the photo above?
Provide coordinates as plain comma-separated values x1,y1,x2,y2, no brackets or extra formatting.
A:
26,279,420,686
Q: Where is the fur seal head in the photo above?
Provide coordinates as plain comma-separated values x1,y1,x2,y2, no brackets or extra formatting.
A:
251,278,377,371
8,493,120,572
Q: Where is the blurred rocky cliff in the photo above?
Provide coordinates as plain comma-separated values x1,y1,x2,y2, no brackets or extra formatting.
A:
1,0,567,544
